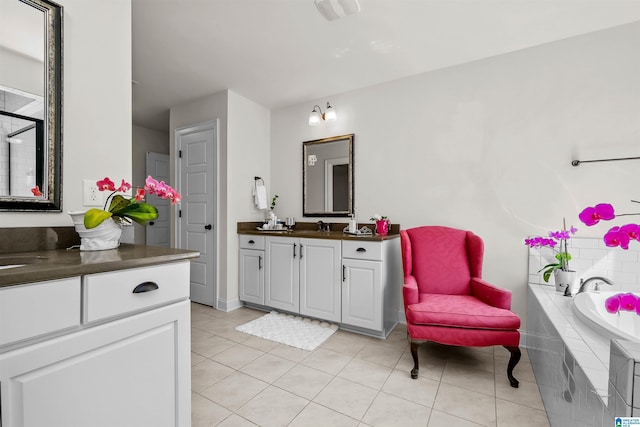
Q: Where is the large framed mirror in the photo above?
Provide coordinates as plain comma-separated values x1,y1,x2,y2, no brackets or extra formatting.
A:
303,134,354,217
0,0,63,211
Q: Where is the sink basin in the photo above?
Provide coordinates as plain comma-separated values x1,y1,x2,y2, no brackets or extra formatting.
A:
0,256,47,270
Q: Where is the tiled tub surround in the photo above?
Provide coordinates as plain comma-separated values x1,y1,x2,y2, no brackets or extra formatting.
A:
528,285,612,426
528,237,640,426
609,339,640,418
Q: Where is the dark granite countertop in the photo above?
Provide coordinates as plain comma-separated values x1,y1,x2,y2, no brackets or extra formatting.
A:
0,244,200,289
237,221,400,242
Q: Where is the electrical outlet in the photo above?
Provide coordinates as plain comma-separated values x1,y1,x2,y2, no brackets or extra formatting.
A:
83,179,103,206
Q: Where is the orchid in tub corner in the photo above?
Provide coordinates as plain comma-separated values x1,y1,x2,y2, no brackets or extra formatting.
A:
84,176,181,229
523,219,577,282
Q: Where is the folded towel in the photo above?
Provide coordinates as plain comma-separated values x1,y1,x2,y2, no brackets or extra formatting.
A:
254,182,267,209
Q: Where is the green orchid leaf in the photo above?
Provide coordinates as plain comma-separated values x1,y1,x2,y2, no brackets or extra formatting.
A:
537,263,560,273
108,194,133,213
119,203,158,225
84,208,113,229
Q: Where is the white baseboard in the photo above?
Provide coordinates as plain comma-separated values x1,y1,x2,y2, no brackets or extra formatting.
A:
217,297,243,312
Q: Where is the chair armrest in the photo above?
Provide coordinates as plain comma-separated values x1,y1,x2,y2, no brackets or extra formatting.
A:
403,275,419,306
471,277,512,310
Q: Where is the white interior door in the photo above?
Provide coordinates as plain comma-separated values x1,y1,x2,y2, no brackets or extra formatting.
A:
145,152,170,247
177,122,217,307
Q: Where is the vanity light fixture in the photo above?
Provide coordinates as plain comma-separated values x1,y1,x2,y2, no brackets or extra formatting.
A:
309,102,337,126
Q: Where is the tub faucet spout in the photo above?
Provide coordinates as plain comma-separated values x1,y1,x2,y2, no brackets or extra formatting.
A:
576,276,614,294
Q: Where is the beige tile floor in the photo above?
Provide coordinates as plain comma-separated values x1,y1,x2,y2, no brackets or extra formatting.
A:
190,303,550,427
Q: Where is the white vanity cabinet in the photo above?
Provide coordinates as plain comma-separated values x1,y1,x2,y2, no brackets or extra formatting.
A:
263,236,341,320
300,239,342,322
341,239,401,336
0,261,192,427
239,231,402,337
239,235,265,305
341,241,384,332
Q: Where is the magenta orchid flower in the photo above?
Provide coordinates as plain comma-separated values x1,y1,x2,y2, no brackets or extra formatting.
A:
605,294,621,314
604,226,630,249
604,293,640,315
135,188,146,202
97,177,116,192
117,179,131,193
578,203,615,226
620,293,638,311
145,176,159,195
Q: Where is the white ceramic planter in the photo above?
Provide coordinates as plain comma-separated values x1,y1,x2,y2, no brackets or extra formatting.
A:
554,269,576,294
68,211,122,251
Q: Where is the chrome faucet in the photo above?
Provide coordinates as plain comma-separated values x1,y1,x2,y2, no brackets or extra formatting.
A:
576,276,614,294
316,221,331,232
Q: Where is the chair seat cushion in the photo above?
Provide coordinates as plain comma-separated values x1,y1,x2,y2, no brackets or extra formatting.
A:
406,294,521,330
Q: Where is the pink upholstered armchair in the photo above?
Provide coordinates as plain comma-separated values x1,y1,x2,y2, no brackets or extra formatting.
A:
401,226,522,388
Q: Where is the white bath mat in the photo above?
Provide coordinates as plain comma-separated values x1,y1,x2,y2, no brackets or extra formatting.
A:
235,311,339,351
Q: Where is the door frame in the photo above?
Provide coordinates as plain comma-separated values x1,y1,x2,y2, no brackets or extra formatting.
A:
175,120,218,308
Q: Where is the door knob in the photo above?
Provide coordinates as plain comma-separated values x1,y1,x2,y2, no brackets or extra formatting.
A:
204,224,212,230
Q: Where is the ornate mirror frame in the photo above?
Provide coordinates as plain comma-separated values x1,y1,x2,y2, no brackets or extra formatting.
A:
303,134,354,217
0,0,63,211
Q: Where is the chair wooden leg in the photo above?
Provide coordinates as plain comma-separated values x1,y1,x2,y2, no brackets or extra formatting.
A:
410,341,420,379
504,346,521,388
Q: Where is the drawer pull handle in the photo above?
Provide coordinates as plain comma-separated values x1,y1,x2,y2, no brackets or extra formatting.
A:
248,239,255,244
132,281,159,294
356,247,367,252
259,255,263,270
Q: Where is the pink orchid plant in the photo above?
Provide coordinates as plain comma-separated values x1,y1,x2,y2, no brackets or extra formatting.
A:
84,176,181,229
524,219,577,282
579,202,640,250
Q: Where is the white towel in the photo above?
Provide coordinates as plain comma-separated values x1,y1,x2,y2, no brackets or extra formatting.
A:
254,182,268,209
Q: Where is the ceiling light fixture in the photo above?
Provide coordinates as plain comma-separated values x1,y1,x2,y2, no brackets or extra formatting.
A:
309,102,337,126
314,0,361,21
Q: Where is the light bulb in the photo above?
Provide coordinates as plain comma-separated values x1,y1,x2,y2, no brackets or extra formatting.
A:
324,103,337,121
308,108,322,126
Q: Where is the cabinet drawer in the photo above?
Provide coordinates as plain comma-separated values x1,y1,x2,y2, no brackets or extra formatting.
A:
83,261,189,323
240,235,265,250
342,241,382,261
0,277,81,347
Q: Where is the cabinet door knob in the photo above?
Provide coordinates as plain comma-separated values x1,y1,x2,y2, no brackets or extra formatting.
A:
342,265,346,282
248,239,255,244
204,224,213,230
300,244,304,259
356,247,366,252
132,281,159,294
149,221,155,226
259,255,262,270
293,243,297,258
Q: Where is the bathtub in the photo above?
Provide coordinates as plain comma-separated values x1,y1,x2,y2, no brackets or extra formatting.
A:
572,291,640,343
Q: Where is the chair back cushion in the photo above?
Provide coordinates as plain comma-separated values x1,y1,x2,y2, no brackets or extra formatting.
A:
404,226,481,295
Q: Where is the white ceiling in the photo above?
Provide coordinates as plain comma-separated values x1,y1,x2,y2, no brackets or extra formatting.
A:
132,0,640,132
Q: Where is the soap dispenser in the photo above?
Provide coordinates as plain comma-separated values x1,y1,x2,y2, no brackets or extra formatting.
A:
348,213,357,233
